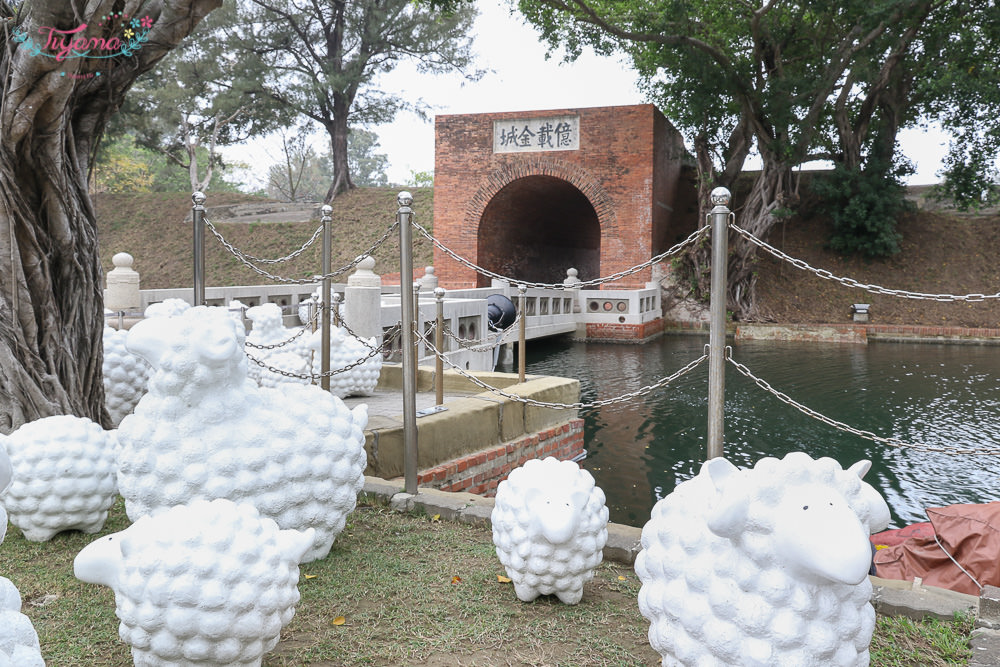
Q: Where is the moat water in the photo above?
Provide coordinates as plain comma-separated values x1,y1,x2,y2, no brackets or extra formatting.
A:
503,335,1000,529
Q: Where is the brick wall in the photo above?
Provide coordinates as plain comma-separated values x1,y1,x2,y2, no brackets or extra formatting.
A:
416,419,585,496
433,105,694,290
585,318,666,342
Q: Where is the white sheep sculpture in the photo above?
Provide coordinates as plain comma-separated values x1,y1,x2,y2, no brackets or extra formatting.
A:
143,298,190,319
635,452,891,667
116,306,369,562
0,445,46,667
103,325,152,426
74,498,314,667
244,302,313,388
307,325,381,398
491,457,609,604
0,415,119,541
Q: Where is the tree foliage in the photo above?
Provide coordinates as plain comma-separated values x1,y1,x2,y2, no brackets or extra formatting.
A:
348,128,390,188
504,0,1000,318
212,0,480,201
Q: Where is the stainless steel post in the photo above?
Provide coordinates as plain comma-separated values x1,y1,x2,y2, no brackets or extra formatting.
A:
517,285,527,383
434,287,446,406
397,192,418,495
320,205,332,392
413,283,421,378
191,191,206,306
331,292,342,328
707,187,731,460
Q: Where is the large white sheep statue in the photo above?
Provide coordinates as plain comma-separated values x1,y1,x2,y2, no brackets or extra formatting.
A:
491,457,609,604
0,444,46,667
635,452,891,667
74,498,313,667
116,306,369,562
0,415,119,541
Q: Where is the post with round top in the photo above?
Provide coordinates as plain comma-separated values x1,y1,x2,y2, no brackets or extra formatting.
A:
707,187,731,460
517,284,527,383
434,287,446,406
320,204,333,392
396,192,419,495
331,292,342,328
191,191,206,307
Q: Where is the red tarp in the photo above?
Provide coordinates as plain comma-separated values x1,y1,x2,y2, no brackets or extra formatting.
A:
873,501,1000,596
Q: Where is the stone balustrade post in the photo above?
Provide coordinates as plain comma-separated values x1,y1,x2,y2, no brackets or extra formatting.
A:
104,252,141,329
344,255,382,343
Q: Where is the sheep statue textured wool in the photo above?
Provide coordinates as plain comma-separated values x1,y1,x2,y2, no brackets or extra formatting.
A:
244,303,312,388
307,325,381,398
104,325,153,426
0,446,46,667
635,452,891,667
491,457,609,604
74,498,313,667
0,415,119,541
116,306,368,562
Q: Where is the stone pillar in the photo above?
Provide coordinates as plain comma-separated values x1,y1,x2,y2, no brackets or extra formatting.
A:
104,252,141,313
419,266,438,292
344,255,382,341
564,268,582,314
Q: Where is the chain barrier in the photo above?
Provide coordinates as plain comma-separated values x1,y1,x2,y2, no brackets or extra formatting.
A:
244,303,321,351
245,323,401,381
411,220,709,290
204,216,400,285
205,218,324,264
725,348,1000,456
416,330,708,409
731,222,1000,302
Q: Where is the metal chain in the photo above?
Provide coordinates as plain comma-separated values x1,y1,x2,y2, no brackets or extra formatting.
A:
205,218,324,264
336,316,382,353
417,330,708,409
244,305,321,351
411,221,709,290
245,325,399,380
204,218,400,285
440,311,523,351
725,350,1000,456
730,222,1000,302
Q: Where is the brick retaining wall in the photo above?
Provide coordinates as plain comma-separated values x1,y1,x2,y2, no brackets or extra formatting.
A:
585,318,665,342
416,419,585,496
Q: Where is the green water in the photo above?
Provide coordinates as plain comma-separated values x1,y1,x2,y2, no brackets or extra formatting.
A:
508,335,1000,529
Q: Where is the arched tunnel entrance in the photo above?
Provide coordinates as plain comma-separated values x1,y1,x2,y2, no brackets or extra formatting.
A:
476,176,600,287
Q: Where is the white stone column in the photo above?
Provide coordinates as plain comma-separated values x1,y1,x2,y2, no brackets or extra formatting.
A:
104,252,141,313
344,255,382,341
419,266,438,291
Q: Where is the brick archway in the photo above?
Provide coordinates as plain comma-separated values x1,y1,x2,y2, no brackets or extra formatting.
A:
467,158,615,287
433,105,693,289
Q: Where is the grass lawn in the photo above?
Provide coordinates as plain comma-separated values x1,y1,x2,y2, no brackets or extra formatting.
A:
1,498,974,666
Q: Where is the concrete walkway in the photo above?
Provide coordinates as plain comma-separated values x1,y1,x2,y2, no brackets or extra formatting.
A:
361,476,998,663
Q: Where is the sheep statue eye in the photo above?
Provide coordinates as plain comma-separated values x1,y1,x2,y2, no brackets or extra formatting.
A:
802,505,809,510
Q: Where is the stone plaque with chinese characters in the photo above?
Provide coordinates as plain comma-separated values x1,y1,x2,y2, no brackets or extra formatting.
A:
493,116,580,153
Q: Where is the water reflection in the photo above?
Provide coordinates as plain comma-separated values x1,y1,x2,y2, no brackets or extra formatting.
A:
512,336,1000,528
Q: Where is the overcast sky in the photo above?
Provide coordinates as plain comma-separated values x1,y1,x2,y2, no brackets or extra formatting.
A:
228,0,951,189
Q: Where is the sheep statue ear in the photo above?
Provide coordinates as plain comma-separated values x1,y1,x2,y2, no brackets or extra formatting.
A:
848,460,872,479
704,458,749,539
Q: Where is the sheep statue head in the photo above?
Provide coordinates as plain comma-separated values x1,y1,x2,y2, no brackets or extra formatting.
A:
492,457,609,604
635,452,890,667
74,498,314,667
126,305,249,407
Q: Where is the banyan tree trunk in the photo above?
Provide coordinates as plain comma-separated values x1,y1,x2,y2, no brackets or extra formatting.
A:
0,0,220,433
